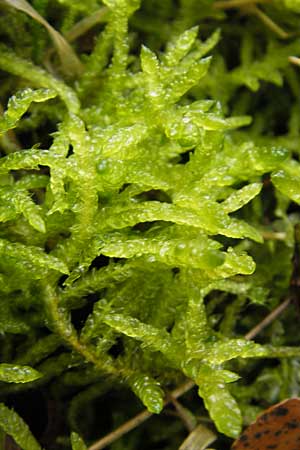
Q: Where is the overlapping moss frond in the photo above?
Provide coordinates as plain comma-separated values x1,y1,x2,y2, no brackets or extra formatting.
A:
0,0,300,449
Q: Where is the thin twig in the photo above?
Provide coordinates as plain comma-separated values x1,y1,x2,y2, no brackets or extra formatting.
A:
244,297,291,340
88,297,292,450
88,381,194,450
3,0,83,76
246,5,290,39
289,56,300,67
213,0,290,39
43,7,108,74
88,410,151,450
168,396,196,432
261,231,286,241
178,424,217,450
65,7,109,43
213,0,269,10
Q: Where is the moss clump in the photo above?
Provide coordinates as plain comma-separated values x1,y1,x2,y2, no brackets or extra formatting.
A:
0,1,300,449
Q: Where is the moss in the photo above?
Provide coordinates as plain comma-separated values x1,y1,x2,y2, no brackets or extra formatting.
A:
0,1,300,448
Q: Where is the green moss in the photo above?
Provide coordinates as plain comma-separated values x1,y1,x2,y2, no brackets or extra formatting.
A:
0,0,300,448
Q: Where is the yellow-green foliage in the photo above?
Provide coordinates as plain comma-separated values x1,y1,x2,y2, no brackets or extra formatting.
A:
0,0,300,448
